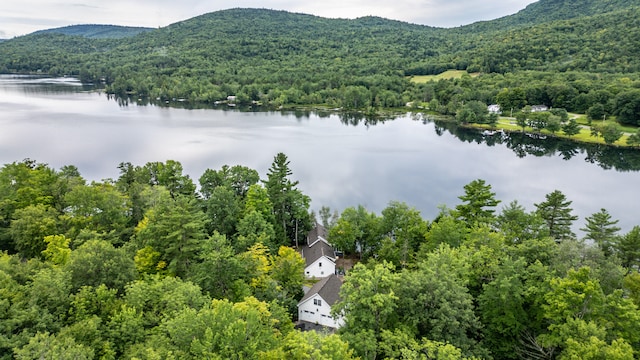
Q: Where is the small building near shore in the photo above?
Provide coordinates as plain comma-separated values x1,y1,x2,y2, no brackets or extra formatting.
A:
487,104,501,114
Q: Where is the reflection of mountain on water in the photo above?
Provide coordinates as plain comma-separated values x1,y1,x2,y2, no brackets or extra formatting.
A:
0,75,96,94
432,120,640,172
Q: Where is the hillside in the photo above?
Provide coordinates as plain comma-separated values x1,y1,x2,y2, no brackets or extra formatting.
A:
32,24,154,39
460,0,637,31
0,4,639,126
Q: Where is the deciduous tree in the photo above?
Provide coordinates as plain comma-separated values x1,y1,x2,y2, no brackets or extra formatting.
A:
334,261,398,359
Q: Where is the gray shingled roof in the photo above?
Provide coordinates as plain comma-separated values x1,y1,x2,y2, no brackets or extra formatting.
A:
307,223,328,245
300,239,335,267
299,274,342,306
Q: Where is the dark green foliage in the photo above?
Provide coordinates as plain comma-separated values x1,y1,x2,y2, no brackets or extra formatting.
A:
377,201,428,267
10,204,59,258
134,194,208,277
398,247,484,355
455,179,501,226
328,205,381,258
587,103,606,122
65,240,136,293
3,154,640,359
189,233,244,300
456,100,490,124
199,165,259,199
0,160,60,253
461,0,635,32
495,88,527,114
1,5,639,117
614,89,640,125
496,200,550,245
535,190,578,242
627,129,640,147
562,118,581,137
202,185,241,237
616,226,640,271
263,153,312,248
478,257,529,359
600,124,624,144
581,208,621,256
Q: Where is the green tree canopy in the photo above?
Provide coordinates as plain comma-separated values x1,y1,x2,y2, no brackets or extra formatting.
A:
535,190,578,242
581,208,620,256
455,179,501,226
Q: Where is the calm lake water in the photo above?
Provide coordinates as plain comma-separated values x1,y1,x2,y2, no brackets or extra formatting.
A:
1,75,639,235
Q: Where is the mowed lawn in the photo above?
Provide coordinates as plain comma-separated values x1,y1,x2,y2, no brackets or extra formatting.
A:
487,117,633,146
409,70,480,83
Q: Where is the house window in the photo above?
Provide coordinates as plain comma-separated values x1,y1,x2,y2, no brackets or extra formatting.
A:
314,299,322,306
319,262,322,267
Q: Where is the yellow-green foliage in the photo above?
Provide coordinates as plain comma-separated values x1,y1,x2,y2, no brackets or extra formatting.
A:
410,70,480,83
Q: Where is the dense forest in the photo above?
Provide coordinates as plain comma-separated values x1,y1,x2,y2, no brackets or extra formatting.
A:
1,156,640,359
0,0,639,129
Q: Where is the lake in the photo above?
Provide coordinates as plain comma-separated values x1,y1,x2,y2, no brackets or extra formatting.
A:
1,75,639,235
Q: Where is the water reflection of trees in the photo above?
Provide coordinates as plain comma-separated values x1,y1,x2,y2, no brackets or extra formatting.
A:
338,112,395,127
433,120,640,172
100,94,640,172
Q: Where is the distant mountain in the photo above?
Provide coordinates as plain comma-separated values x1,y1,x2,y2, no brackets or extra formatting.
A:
32,24,154,39
460,0,638,32
0,4,638,111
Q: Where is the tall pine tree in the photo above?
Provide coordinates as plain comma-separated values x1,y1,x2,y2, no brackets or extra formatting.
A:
263,153,311,248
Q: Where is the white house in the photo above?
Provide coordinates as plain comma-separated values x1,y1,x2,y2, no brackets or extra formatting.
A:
298,274,344,329
300,224,336,279
531,105,549,112
487,104,501,114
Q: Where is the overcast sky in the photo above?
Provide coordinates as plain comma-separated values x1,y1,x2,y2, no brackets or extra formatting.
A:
1,0,538,39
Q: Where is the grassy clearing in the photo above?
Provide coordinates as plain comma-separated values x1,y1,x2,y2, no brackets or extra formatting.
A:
409,70,480,83
473,117,633,146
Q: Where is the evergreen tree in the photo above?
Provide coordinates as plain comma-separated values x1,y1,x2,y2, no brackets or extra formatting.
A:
562,118,581,137
616,226,640,271
134,192,208,277
455,179,501,226
581,208,620,256
262,153,311,248
535,190,578,242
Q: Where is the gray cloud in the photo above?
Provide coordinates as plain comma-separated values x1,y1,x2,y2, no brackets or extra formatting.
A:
1,0,537,38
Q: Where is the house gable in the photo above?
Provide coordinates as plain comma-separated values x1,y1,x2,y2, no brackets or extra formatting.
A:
300,223,336,278
304,255,335,278
298,274,344,329
307,222,329,245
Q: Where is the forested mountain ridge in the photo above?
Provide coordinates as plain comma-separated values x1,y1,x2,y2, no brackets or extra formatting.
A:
0,3,639,127
32,24,154,39
459,0,637,32
444,7,640,73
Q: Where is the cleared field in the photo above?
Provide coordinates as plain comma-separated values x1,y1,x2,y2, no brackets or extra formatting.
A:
409,70,480,83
